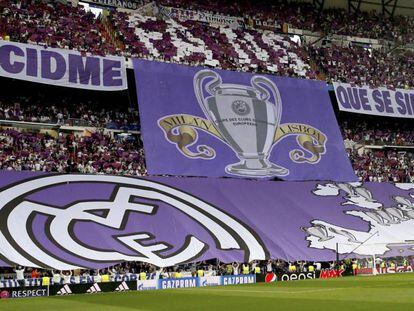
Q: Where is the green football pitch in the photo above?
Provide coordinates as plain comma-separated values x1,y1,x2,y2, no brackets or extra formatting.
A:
2,274,414,310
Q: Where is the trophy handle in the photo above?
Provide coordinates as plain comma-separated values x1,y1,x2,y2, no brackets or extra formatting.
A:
193,70,222,119
251,76,282,127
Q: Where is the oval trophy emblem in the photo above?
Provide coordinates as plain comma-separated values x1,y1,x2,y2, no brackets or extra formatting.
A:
231,100,251,116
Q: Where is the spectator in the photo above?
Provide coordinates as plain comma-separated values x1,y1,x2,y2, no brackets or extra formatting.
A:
31,268,40,279
14,266,25,287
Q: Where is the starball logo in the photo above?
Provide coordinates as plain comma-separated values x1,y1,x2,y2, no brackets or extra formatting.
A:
158,70,327,178
0,174,268,270
0,290,10,299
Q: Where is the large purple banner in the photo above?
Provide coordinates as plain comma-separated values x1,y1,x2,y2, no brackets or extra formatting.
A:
134,59,355,181
0,172,413,269
0,41,127,91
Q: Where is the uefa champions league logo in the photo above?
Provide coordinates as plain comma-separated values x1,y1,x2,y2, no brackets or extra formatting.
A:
0,290,10,299
0,174,267,270
158,69,327,178
231,100,250,116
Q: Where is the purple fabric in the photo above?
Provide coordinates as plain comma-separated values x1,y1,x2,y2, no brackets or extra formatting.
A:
0,172,413,269
134,59,356,181
0,41,127,91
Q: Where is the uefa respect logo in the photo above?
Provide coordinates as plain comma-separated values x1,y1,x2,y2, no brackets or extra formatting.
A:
0,174,267,270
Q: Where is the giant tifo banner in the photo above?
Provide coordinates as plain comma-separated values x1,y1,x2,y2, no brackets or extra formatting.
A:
333,82,414,119
0,172,414,269
0,41,127,91
134,60,355,181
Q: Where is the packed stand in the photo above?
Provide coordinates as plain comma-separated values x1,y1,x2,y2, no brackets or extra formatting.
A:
0,95,139,130
158,0,414,42
348,149,414,183
0,78,139,130
1,0,414,87
0,129,147,176
341,116,414,147
0,0,118,56
306,44,414,88
342,115,414,183
112,13,316,78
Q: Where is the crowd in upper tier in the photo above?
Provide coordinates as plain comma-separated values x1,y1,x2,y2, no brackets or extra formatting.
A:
0,0,118,55
306,45,414,89
1,0,414,87
112,12,315,78
158,0,414,42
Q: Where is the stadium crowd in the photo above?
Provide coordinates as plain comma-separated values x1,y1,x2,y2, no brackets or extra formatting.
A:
0,77,139,130
158,0,414,42
341,116,414,146
0,0,413,183
0,259,354,285
0,0,118,55
2,0,414,88
1,256,411,286
348,149,414,183
1,122,412,182
340,114,414,182
112,12,315,78
307,45,414,88
1,0,414,293
0,129,146,175
0,94,139,129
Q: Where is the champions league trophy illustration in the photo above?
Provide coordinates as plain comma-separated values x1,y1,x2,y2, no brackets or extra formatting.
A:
194,70,289,177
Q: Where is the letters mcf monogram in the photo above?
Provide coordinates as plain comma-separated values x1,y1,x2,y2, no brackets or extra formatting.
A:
158,70,327,177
